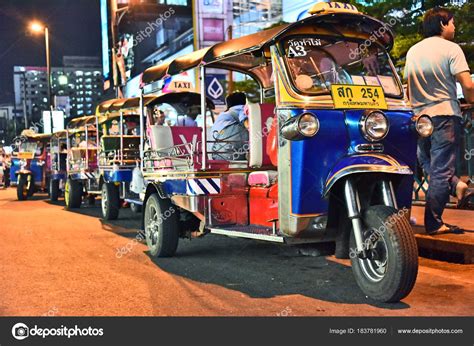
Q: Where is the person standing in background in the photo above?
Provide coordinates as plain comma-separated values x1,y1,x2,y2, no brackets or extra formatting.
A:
405,7,474,234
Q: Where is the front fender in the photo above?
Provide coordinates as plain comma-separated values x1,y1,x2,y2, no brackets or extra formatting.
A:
323,154,412,196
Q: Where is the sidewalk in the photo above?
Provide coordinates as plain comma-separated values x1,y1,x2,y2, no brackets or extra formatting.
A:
411,206,474,264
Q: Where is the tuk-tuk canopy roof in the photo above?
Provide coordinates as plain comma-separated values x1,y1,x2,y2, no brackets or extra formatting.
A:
96,98,121,113
97,96,158,114
20,129,51,141
67,115,97,129
148,91,215,110
141,12,394,88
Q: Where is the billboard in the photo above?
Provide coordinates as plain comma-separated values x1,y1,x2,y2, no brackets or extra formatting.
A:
203,19,224,41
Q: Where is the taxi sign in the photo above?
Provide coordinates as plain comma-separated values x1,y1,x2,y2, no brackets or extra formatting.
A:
309,2,359,15
330,85,388,110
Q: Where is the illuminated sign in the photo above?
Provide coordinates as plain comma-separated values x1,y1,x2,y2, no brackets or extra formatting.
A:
308,2,359,15
100,0,110,79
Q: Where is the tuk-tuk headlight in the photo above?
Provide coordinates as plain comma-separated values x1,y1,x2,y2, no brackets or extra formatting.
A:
280,113,319,141
415,115,433,137
360,111,389,142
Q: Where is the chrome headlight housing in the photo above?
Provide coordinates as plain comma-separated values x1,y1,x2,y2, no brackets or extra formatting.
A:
280,113,320,141
360,111,389,142
19,159,27,169
415,115,433,137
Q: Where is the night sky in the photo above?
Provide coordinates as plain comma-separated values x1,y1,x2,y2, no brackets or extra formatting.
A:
0,0,102,104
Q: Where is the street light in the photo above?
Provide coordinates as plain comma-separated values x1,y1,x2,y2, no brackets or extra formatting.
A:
29,21,52,111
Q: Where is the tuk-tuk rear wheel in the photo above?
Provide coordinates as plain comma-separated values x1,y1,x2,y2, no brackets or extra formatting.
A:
17,175,29,201
50,179,60,201
65,179,83,209
101,183,120,220
350,205,418,303
144,193,179,258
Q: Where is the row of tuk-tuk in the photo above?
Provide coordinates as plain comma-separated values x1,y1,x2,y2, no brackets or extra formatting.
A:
8,2,435,303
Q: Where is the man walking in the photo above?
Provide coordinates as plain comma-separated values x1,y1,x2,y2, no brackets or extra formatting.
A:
405,7,474,234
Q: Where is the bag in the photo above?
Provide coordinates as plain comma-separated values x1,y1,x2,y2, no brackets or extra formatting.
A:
130,166,144,194
212,109,249,161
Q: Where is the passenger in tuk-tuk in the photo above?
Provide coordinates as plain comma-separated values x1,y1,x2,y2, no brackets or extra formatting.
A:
211,92,249,160
175,105,199,127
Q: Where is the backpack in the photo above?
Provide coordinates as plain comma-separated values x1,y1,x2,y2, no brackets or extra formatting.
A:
211,109,249,161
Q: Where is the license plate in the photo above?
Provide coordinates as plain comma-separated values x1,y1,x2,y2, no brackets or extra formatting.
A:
17,152,35,159
331,85,388,110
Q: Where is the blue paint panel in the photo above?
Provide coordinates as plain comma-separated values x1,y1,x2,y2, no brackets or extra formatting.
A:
290,109,418,215
162,180,187,196
51,173,66,181
10,158,44,184
103,169,133,183
290,109,348,215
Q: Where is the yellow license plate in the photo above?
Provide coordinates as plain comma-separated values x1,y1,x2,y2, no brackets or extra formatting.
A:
17,152,35,159
331,85,388,110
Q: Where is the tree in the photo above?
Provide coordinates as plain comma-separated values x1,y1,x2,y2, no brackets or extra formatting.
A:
355,0,473,71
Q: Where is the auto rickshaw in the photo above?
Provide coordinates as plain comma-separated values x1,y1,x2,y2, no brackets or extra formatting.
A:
95,97,155,219
64,115,101,209
49,130,68,201
137,2,433,303
10,130,51,200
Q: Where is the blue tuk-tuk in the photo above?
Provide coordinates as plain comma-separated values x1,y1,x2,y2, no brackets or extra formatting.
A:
137,2,433,302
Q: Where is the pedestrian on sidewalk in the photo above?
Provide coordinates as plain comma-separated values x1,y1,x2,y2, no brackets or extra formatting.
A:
405,7,474,235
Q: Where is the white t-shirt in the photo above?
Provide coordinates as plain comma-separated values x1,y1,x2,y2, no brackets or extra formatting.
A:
404,36,470,117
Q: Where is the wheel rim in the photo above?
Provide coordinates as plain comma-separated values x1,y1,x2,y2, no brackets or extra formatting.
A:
358,228,389,283
146,202,160,248
65,181,70,206
101,186,108,216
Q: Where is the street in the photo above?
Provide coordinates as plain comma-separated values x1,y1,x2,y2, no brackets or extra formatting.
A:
1,188,472,317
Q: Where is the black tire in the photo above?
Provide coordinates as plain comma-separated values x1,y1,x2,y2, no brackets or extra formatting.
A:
130,203,142,213
101,183,120,220
144,193,179,257
50,179,60,201
65,178,83,209
17,175,29,201
350,205,418,303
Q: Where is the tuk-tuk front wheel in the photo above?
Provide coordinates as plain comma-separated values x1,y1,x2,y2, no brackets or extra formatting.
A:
144,193,179,258
50,179,60,201
350,205,418,303
65,178,83,209
17,175,31,201
101,183,120,220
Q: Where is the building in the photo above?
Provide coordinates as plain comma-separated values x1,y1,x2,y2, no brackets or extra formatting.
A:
102,0,233,98
282,0,315,23
13,56,103,126
233,0,282,38
0,104,14,142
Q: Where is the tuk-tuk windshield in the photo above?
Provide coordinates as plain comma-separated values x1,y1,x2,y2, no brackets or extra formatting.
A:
19,141,42,155
283,37,402,97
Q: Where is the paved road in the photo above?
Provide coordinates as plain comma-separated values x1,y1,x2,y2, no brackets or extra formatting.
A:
0,188,472,316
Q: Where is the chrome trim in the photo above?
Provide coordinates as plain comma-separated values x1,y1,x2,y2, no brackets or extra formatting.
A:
344,179,365,253
324,164,413,196
209,228,285,243
354,143,384,153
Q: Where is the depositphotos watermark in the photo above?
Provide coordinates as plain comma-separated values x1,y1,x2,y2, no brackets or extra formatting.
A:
464,148,474,161
349,206,409,259
133,7,176,47
11,322,104,340
348,17,402,60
